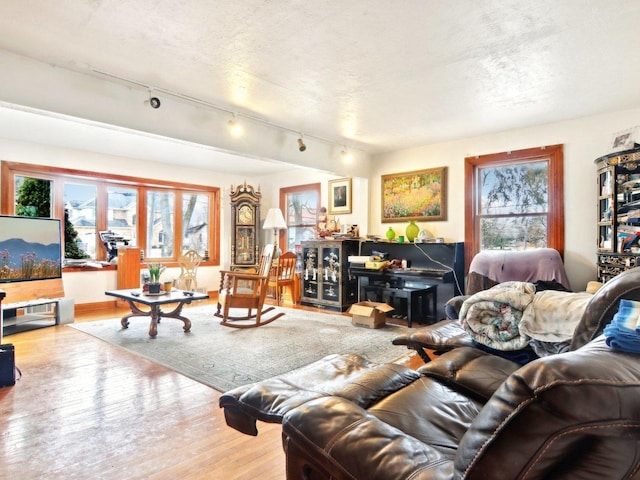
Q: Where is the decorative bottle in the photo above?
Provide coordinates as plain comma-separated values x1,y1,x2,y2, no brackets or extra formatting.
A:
385,227,396,241
406,220,419,242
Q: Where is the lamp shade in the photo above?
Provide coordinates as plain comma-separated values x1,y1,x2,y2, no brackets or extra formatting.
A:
263,208,287,230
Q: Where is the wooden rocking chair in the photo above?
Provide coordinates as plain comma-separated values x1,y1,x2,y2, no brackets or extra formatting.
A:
215,244,284,328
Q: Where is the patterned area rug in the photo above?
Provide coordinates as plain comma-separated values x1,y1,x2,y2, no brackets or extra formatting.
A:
70,305,412,392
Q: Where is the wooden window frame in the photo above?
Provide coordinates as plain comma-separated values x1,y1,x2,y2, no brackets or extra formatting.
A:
464,145,564,272
279,183,321,252
1,161,220,267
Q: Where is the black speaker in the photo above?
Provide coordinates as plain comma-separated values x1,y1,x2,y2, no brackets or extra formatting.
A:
0,344,16,388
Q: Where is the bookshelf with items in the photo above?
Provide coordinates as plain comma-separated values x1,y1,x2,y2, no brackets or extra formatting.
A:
595,146,640,282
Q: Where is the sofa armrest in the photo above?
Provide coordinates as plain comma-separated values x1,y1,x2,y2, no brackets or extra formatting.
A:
444,294,469,319
282,396,454,480
418,347,521,401
571,266,640,349
392,319,474,362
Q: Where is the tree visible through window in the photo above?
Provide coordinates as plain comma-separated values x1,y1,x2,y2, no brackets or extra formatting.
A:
478,160,548,249
15,176,51,217
280,183,320,253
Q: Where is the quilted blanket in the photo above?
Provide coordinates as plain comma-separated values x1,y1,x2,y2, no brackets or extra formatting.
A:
459,281,536,351
520,290,592,342
519,290,593,356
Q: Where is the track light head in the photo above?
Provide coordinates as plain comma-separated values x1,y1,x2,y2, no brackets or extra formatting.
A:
228,114,243,137
298,136,306,152
145,89,161,109
341,149,353,163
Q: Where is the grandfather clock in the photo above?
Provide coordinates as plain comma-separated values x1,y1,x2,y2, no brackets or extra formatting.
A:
229,182,261,272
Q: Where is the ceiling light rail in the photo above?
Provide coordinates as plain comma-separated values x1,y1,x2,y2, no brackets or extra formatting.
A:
92,68,359,157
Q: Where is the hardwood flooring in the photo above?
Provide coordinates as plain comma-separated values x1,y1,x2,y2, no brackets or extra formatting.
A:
0,300,421,480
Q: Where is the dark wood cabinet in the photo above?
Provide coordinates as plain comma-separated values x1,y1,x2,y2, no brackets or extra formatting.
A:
300,239,359,311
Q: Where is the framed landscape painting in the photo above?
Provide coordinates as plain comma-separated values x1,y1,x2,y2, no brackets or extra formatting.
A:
328,177,352,214
381,167,447,222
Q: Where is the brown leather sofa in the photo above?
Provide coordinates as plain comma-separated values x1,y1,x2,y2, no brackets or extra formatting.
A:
279,267,640,479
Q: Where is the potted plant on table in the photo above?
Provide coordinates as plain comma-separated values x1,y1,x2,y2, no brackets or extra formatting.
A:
147,263,165,294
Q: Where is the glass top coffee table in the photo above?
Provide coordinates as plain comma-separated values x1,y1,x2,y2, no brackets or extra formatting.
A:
105,288,209,338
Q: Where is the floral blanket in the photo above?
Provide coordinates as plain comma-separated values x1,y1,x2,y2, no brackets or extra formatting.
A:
459,281,536,351
460,282,593,354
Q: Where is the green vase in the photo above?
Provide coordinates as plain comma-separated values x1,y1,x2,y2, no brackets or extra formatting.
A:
406,220,419,242
385,227,396,240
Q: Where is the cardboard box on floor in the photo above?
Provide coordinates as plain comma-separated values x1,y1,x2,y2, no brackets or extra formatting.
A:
348,301,394,329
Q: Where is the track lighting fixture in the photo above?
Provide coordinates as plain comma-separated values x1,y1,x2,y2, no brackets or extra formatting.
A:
95,70,362,157
145,90,161,109
228,114,243,137
298,135,307,152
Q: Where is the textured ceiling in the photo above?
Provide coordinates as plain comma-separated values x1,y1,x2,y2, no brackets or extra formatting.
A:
1,1,640,168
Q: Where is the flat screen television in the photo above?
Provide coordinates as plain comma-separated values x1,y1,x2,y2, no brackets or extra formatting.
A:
0,215,62,283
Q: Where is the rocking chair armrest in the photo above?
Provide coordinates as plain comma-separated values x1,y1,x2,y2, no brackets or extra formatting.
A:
218,268,252,276
223,272,268,281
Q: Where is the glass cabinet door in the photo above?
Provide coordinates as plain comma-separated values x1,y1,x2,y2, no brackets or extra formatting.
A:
320,246,340,302
302,245,319,299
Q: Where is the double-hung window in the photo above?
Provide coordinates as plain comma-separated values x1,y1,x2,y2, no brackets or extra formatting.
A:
465,145,564,270
279,183,320,253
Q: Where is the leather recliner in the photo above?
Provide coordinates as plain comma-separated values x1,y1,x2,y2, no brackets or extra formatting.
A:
280,267,640,479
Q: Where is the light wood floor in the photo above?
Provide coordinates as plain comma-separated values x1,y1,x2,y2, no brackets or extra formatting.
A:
0,299,421,480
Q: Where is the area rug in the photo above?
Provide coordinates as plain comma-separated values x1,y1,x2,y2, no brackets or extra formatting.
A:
69,306,412,392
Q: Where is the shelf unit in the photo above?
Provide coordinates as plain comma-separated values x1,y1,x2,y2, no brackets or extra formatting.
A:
0,278,71,339
595,146,640,281
2,298,59,336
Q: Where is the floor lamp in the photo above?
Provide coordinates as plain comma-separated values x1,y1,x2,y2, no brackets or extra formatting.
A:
263,207,287,258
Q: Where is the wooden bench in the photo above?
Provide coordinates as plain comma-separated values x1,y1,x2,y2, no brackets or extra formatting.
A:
362,284,438,327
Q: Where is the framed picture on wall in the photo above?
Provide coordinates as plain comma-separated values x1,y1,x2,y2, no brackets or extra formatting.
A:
611,128,637,152
381,166,447,222
328,178,352,214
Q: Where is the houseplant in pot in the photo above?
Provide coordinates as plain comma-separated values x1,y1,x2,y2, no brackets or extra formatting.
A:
147,263,165,294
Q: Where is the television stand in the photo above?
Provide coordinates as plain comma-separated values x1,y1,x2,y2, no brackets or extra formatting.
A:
0,279,72,341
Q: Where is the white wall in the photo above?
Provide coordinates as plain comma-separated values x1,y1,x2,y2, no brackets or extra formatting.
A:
371,107,640,290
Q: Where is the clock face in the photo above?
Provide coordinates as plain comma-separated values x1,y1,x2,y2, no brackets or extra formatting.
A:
238,205,254,225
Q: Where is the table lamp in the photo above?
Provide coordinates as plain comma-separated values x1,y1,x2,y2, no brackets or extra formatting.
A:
263,207,287,257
